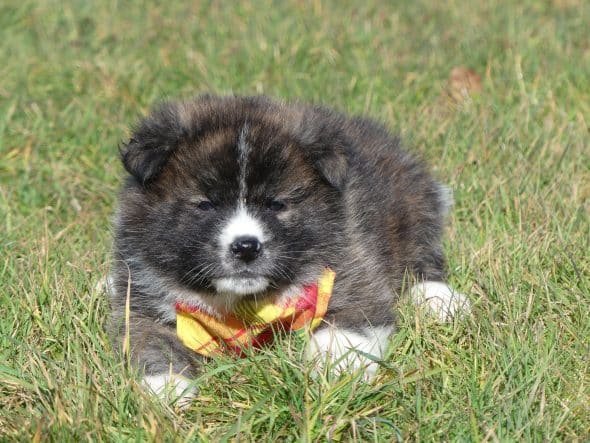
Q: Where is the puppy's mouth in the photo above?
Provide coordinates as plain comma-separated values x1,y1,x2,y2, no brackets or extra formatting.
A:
212,274,270,295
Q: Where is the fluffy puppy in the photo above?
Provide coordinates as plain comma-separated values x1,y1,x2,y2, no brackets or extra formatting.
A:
109,95,468,402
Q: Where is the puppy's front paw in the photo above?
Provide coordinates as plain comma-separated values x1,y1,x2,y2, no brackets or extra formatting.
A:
305,326,392,381
411,281,470,321
142,373,197,407
94,275,114,296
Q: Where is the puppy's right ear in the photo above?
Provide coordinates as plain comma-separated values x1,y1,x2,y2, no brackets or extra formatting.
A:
120,102,185,184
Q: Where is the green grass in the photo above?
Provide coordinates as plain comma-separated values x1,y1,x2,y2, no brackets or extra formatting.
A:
1,0,589,440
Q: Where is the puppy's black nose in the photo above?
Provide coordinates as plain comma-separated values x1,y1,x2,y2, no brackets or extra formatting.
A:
230,236,262,262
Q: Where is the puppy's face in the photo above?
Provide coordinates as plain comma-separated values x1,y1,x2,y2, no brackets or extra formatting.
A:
116,97,347,301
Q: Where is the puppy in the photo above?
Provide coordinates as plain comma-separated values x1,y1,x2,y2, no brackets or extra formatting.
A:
108,95,468,402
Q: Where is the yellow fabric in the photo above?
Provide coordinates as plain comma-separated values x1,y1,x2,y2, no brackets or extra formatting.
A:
176,269,335,356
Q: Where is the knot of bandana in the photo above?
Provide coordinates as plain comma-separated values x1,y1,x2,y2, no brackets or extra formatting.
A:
175,269,335,357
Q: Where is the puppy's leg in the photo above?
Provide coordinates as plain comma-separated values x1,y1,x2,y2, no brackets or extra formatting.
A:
304,281,469,380
304,273,397,381
306,324,393,381
111,314,200,406
410,281,470,321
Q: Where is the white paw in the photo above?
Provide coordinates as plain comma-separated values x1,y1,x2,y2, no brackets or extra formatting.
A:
411,281,470,321
95,275,114,295
305,326,392,381
142,373,197,407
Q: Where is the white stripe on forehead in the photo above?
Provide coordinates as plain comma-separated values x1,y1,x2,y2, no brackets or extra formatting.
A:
237,124,250,202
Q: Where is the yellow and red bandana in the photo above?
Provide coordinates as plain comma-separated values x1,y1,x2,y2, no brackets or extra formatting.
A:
176,269,335,357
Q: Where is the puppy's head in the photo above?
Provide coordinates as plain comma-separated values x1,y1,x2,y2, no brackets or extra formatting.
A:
116,96,348,301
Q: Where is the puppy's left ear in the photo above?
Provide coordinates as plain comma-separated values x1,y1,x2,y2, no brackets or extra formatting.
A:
309,143,349,191
297,109,350,191
120,102,185,184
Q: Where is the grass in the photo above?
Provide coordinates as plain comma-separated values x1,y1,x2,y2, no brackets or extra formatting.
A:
1,0,588,440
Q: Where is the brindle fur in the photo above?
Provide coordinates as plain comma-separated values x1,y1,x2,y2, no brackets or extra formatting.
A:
110,95,448,379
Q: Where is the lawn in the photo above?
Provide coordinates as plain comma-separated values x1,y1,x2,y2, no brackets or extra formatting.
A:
1,0,588,440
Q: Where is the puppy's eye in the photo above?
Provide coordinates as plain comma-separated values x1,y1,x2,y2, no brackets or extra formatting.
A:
268,200,286,211
197,200,215,211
